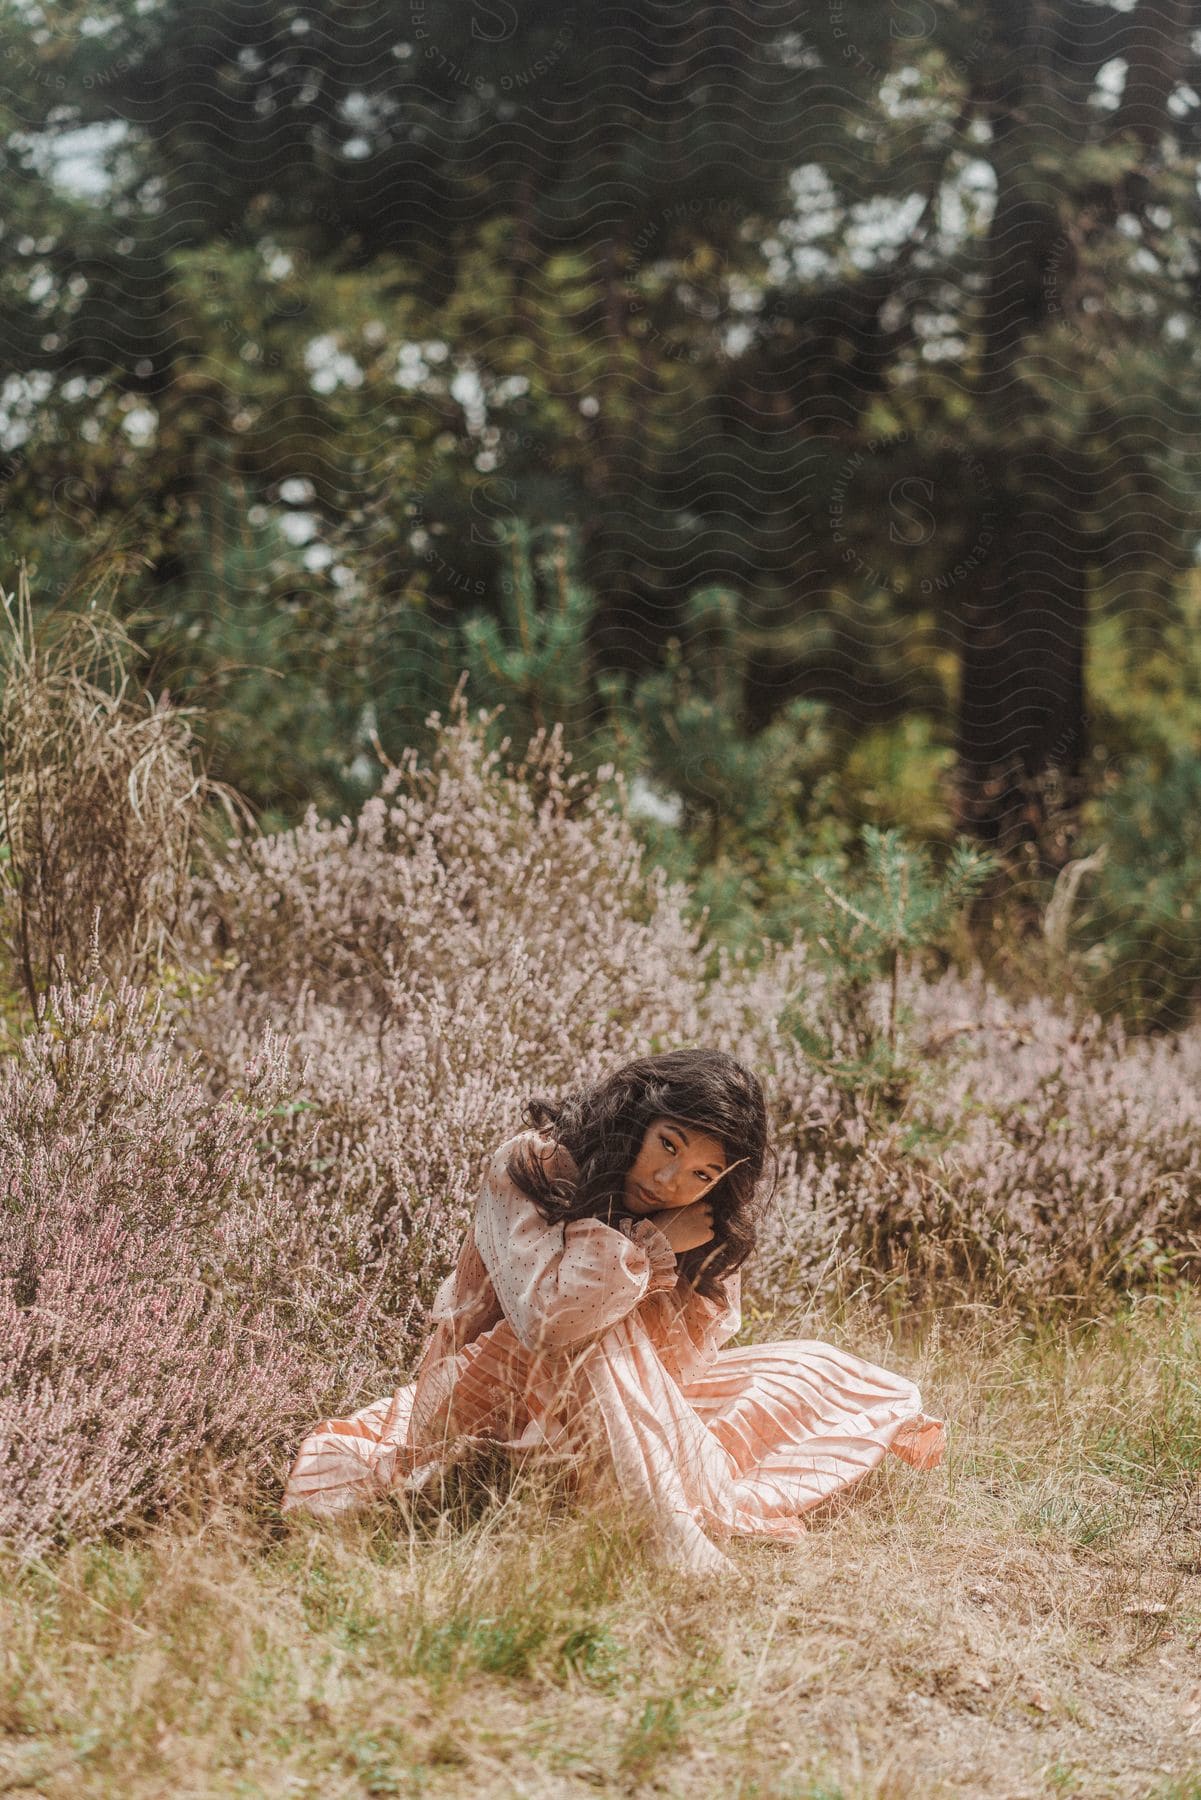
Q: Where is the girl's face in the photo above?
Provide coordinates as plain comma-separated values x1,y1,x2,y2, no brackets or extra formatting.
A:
622,1116,731,1216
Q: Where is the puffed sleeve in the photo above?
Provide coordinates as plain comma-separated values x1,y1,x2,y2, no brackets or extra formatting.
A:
473,1133,678,1354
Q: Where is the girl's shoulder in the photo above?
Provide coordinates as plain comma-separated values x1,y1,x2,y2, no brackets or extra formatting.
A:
476,1130,580,1240
474,1130,567,1255
477,1127,547,1214
484,1125,540,1186
488,1125,577,1186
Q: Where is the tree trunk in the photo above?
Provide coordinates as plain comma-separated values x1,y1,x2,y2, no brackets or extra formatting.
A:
955,15,1087,864
954,445,1088,871
956,0,1189,859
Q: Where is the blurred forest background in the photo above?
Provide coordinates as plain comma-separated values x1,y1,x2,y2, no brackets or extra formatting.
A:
3,0,1201,1027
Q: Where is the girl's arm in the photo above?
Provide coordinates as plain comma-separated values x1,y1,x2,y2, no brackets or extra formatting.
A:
473,1132,678,1355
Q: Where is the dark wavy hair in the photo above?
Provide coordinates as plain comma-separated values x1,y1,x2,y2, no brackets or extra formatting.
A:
505,1047,777,1302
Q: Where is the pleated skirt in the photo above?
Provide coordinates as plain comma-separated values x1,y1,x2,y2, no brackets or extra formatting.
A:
282,1314,944,1572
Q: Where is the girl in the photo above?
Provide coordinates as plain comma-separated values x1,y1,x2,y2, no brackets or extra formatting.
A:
282,1048,945,1575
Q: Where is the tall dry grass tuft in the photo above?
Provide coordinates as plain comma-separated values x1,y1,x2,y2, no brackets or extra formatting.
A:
0,560,248,1022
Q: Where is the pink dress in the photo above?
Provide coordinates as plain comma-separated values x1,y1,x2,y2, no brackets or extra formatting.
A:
282,1127,946,1575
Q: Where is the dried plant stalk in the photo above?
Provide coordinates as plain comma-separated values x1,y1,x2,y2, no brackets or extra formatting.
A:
0,559,251,1019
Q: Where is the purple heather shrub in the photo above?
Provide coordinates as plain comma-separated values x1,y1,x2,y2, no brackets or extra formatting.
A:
178,688,1201,1345
6,688,1201,1556
0,979,364,1560
748,967,1201,1306
176,693,717,1370
900,971,1201,1295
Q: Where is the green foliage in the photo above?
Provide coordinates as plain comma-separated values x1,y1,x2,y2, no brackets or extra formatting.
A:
457,522,596,752
412,1611,550,1682
838,715,958,844
1087,574,1201,767
406,1605,626,1693
613,584,853,957
632,586,826,838
457,533,976,982
126,449,458,829
455,528,841,954
780,826,997,1112
138,477,379,829
619,1695,686,1775
557,1622,627,1690
1068,749,1201,1033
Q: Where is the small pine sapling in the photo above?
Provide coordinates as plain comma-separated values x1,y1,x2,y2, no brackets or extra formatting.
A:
783,825,996,1114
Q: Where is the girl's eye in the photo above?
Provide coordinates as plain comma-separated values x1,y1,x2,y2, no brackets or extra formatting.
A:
659,1134,676,1154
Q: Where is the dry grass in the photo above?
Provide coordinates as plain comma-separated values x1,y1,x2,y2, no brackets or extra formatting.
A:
2,1292,1200,1800
0,561,248,1023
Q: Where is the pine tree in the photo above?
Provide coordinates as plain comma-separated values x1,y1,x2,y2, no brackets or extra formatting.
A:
456,521,597,757
781,827,996,1113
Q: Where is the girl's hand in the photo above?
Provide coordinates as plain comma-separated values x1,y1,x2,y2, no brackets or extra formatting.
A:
652,1200,715,1254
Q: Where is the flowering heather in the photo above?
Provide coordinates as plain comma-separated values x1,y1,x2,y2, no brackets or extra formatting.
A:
743,965,1201,1307
0,981,348,1560
180,690,1201,1331
178,693,715,1369
5,688,1201,1554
